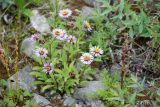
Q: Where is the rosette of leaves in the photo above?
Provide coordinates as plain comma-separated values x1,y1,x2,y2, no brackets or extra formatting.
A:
31,61,79,95
30,34,81,95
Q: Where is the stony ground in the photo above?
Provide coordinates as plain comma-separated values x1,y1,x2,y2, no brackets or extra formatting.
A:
0,0,160,107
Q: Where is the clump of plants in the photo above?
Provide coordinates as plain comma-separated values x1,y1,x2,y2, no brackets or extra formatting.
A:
0,79,36,107
95,0,160,74
98,70,160,107
150,47,160,74
1,0,160,106
30,6,106,96
92,0,160,106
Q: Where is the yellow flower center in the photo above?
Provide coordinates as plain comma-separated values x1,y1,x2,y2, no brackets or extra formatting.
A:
39,50,44,55
94,48,100,53
62,10,68,15
86,22,91,29
45,66,51,71
55,31,61,35
84,56,90,61
70,38,74,42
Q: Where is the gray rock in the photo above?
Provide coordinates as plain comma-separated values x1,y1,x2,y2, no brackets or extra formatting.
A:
76,101,86,107
30,10,50,33
83,0,101,8
63,96,76,107
75,102,85,107
94,69,102,80
32,94,51,107
7,65,36,92
21,38,36,57
81,6,94,18
74,81,104,101
86,100,105,107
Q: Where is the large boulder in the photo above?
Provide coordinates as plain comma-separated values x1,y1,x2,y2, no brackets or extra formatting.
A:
86,100,105,107
32,94,52,107
81,6,94,18
30,10,50,33
7,65,36,92
73,81,104,101
20,38,36,57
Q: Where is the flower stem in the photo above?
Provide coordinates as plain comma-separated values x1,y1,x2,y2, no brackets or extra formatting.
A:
50,38,55,59
41,58,43,65
55,0,59,18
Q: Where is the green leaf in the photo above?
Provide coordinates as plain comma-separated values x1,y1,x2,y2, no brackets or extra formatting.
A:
139,24,143,33
94,58,102,62
19,95,23,102
46,78,53,83
0,79,7,86
128,93,136,104
23,90,32,97
157,88,160,96
80,81,88,87
32,66,42,71
129,28,134,37
30,71,42,77
50,90,56,94
15,0,25,9
25,100,31,107
32,81,46,85
22,9,33,17
54,68,62,73
42,85,54,92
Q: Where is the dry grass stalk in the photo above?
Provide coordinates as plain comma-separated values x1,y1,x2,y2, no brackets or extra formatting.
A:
121,33,129,89
0,43,12,87
14,33,19,90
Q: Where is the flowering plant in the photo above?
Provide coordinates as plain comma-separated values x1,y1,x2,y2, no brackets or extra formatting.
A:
30,8,105,96
30,32,80,95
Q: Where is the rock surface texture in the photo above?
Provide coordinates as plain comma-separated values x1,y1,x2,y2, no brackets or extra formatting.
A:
32,94,52,107
74,81,104,101
7,65,36,92
30,10,50,33
63,96,77,107
81,6,94,18
21,38,36,57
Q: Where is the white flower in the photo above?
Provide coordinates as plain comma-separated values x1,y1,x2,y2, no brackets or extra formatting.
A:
90,46,103,57
34,47,48,58
83,21,92,32
30,34,39,41
52,29,66,40
80,53,94,65
59,8,72,18
43,63,53,74
67,35,77,43
59,34,68,41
